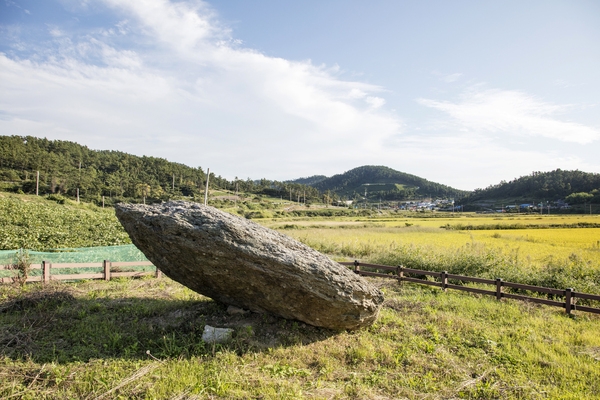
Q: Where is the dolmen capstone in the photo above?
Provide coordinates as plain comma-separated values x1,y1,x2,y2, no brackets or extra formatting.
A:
115,201,383,330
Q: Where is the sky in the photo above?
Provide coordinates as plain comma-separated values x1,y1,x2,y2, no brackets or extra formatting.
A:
1,0,599,191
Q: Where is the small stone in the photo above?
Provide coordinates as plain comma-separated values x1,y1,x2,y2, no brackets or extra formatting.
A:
227,305,249,315
202,325,234,343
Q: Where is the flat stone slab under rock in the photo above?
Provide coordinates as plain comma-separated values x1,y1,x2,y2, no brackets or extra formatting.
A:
202,325,234,344
115,201,383,330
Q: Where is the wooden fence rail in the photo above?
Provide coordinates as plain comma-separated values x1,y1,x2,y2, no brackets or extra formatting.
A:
0,260,161,284
3,259,600,316
340,261,600,316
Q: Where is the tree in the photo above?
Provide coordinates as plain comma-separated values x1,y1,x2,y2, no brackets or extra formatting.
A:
565,192,593,204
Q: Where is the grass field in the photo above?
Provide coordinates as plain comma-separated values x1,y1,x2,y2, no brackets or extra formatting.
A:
2,195,600,398
262,214,600,296
1,277,599,399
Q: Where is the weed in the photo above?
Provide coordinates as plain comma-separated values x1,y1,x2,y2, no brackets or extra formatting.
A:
5,249,32,287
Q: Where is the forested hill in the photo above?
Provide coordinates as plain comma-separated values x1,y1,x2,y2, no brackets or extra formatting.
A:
464,170,600,204
288,175,328,186
4,136,598,206
307,165,467,200
0,135,320,204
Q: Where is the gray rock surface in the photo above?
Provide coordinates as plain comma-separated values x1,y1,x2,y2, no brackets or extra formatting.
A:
115,201,383,330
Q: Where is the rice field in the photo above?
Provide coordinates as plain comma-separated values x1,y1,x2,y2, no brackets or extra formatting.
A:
264,214,600,295
265,215,600,264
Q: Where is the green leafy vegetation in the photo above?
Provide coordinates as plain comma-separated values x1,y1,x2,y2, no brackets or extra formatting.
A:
0,194,130,250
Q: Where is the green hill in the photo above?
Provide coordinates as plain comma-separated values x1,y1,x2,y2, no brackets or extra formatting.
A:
464,169,600,205
287,175,328,186
0,135,320,205
307,165,467,201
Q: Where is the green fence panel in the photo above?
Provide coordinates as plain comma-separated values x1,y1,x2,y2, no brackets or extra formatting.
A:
0,245,150,277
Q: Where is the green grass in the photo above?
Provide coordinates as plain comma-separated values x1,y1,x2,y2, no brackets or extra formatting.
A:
1,277,599,399
2,198,600,398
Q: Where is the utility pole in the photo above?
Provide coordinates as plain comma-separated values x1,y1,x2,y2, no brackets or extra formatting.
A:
36,171,39,196
204,168,210,206
76,188,80,203
172,173,175,191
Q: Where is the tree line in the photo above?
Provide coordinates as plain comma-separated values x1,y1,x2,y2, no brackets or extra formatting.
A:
0,136,321,205
3,136,598,207
464,169,600,204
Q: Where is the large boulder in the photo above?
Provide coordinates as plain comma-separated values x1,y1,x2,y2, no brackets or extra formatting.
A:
115,201,383,329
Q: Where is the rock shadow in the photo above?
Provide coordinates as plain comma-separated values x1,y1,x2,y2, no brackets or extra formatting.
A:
0,286,339,364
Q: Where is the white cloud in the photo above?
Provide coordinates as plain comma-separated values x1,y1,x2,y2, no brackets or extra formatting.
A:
0,0,404,180
432,71,463,83
48,27,65,37
381,131,600,191
366,96,385,109
418,88,600,144
348,88,366,99
443,73,462,83
2,0,598,190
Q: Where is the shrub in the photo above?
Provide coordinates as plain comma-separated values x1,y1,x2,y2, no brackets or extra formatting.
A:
46,194,66,204
6,249,31,287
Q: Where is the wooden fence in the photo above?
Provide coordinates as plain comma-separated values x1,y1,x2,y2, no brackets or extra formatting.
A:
340,261,600,316
2,259,600,316
0,260,161,284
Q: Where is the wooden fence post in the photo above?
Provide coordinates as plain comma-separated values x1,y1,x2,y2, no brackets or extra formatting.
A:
42,260,50,284
397,265,404,284
495,278,503,300
565,288,574,315
353,260,360,275
441,271,448,292
155,266,162,279
103,260,111,281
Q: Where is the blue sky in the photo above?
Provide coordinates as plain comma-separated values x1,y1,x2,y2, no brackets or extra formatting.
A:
1,0,599,190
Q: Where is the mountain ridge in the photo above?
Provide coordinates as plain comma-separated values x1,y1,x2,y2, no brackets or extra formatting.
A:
290,165,466,201
1,135,599,205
